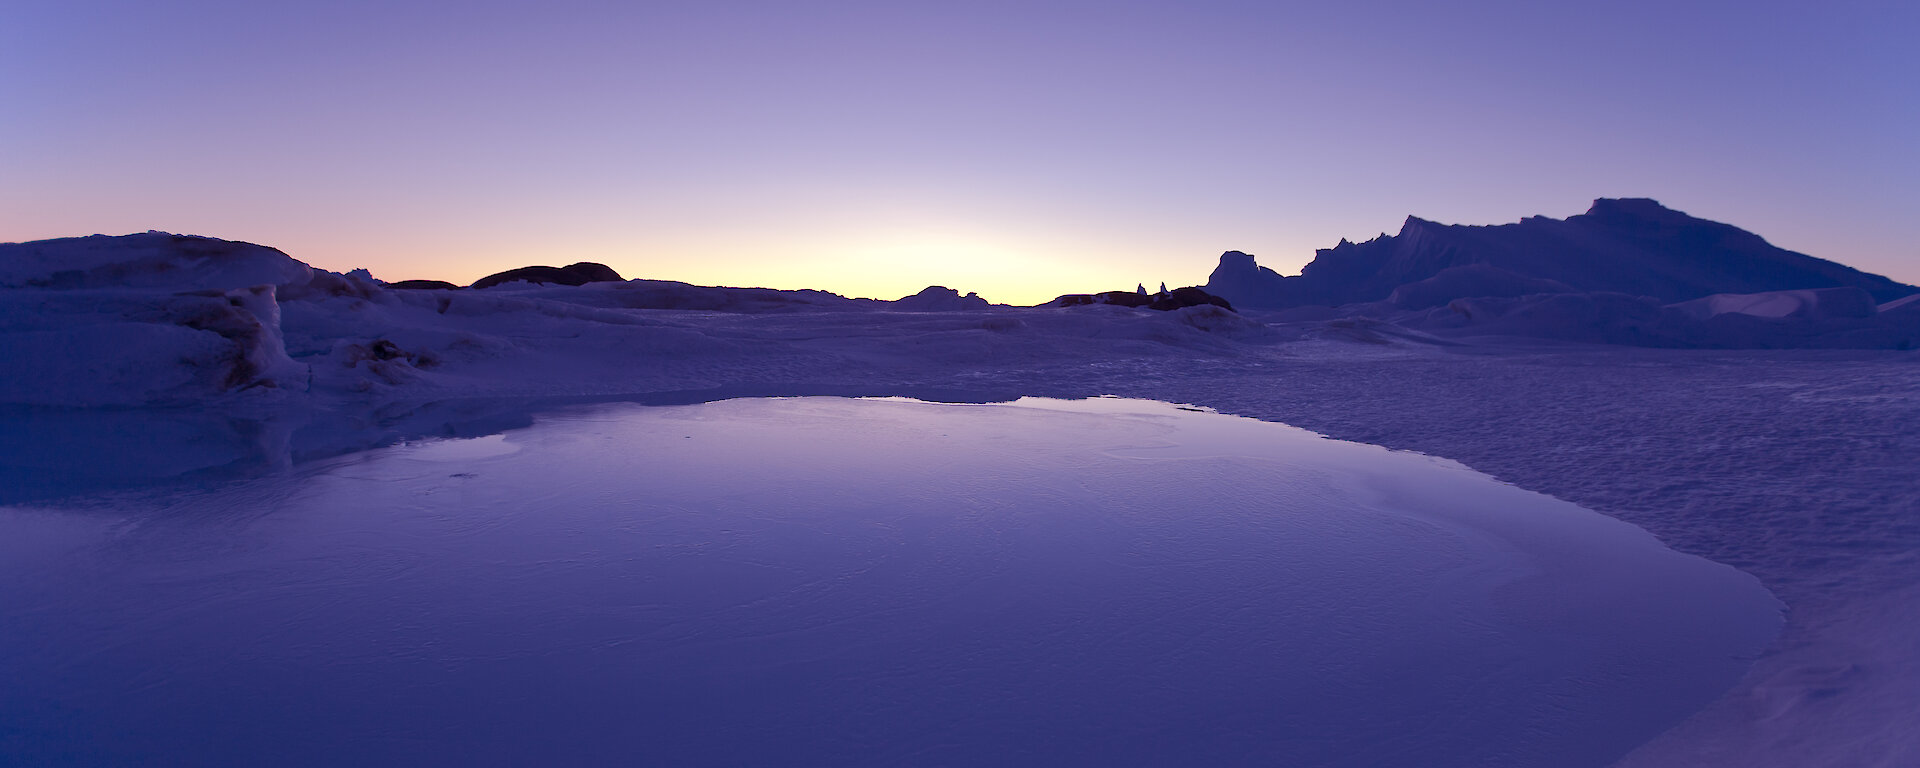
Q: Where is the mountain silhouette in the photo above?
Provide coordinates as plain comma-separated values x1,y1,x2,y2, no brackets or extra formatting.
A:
1207,198,1915,310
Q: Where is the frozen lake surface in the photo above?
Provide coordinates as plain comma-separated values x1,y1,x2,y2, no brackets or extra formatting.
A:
0,397,1779,767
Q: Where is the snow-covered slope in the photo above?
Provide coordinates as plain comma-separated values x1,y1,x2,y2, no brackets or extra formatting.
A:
0,232,313,291
0,233,378,404
1393,289,1918,350
1670,287,1878,321
1206,199,1917,309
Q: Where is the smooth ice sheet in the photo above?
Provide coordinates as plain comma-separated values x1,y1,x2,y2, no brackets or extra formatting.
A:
0,397,1779,767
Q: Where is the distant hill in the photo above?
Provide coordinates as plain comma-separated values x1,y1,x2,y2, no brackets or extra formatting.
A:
1207,198,1916,310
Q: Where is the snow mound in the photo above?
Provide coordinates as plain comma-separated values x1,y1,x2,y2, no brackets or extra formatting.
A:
0,233,379,405
1876,292,1920,314
0,286,306,405
1670,287,1877,321
1165,303,1264,336
0,232,315,292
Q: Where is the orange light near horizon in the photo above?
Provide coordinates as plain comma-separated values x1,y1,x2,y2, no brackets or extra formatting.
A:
256,226,1209,308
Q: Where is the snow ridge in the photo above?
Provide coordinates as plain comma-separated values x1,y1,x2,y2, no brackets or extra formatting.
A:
1205,199,1917,309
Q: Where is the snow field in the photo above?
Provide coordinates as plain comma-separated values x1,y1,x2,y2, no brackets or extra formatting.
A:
1,234,1914,765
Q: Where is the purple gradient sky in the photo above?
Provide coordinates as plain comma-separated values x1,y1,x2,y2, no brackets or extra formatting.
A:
5,0,1915,304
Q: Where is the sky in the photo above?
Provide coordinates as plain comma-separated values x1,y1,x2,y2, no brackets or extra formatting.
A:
4,0,1915,305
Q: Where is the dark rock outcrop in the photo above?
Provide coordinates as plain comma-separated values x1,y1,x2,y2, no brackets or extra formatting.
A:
1050,290,1155,308
578,280,868,313
1048,287,1234,312
472,262,623,289
892,286,991,311
1150,286,1234,311
387,279,462,290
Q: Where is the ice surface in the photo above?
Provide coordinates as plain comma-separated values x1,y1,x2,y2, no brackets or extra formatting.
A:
1094,352,1920,768
0,397,1778,767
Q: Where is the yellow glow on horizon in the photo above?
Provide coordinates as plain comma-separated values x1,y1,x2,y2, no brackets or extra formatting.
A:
630,231,1154,307
788,236,1092,305
262,226,1212,308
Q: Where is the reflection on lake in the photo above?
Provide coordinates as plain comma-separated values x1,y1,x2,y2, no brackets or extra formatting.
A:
0,397,1779,767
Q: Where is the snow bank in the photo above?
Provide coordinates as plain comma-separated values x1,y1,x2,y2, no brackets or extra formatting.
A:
0,286,306,406
0,232,313,292
1406,290,1919,349
1077,351,1920,768
1670,287,1877,321
1878,292,1920,314
0,233,401,404
5,232,1911,413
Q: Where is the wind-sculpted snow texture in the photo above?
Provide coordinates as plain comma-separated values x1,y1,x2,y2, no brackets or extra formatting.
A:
1,230,1916,766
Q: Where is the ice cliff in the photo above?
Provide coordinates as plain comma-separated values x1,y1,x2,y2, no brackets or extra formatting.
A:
1205,199,1916,310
